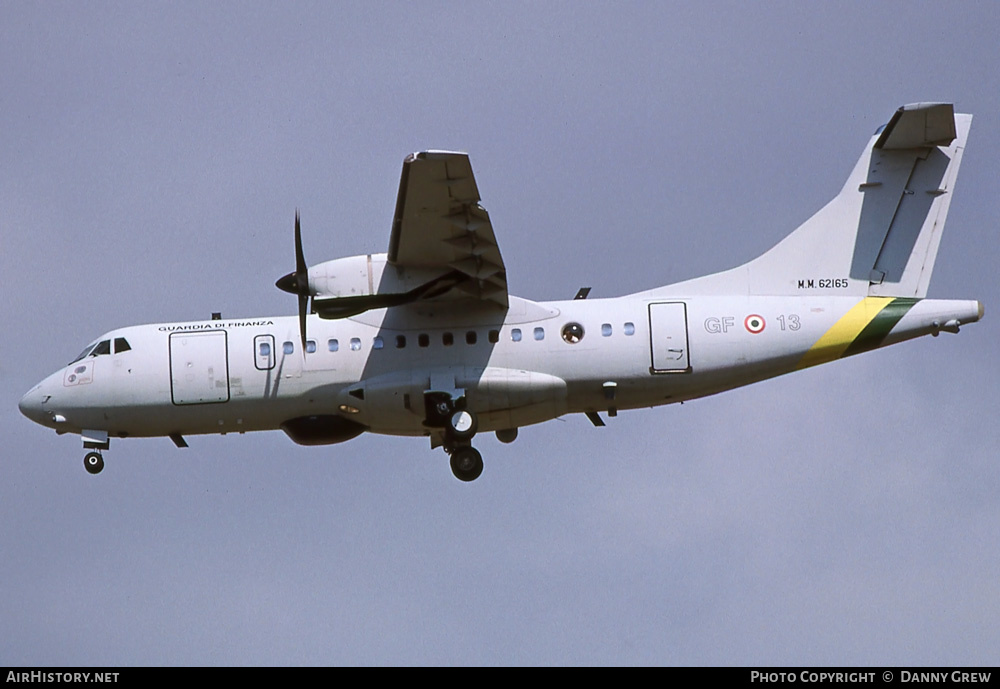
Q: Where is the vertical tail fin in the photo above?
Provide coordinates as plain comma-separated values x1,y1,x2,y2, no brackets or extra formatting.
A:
657,103,971,298
855,103,971,298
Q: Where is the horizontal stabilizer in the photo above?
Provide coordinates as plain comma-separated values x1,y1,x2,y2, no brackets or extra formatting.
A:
875,103,956,150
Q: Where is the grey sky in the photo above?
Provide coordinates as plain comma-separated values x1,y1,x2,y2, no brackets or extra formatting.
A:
2,2,999,665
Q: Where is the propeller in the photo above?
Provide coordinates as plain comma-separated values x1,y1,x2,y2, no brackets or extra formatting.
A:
275,210,310,350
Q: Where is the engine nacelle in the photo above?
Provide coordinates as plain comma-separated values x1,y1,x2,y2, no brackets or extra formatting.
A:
305,253,466,319
308,253,446,301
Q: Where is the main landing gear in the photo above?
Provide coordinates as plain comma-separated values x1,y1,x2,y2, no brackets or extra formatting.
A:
449,446,483,482
447,408,478,440
84,452,104,475
427,394,484,482
443,408,482,482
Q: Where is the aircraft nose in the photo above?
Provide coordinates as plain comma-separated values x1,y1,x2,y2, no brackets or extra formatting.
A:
18,385,49,425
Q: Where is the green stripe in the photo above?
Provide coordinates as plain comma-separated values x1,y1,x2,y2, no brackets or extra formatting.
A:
841,298,920,358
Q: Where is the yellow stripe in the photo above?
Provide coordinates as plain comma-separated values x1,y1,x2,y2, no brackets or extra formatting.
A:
797,297,894,370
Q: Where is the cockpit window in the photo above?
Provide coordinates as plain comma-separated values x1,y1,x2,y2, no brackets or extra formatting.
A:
70,343,97,364
114,337,131,353
90,340,111,356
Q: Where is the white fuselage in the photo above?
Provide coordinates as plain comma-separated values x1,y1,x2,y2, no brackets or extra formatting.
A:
18,292,983,446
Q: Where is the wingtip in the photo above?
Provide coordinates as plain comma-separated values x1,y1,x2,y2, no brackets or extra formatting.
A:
410,150,470,161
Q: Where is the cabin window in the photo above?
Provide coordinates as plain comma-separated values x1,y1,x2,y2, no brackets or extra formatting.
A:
259,342,271,357
533,327,545,341
511,328,522,342
419,334,430,348
283,341,294,355
90,340,111,356
328,339,339,352
350,338,361,351
396,335,407,349
373,336,384,350
114,337,132,353
442,332,454,346
305,340,317,354
601,323,612,337
561,323,584,344
488,329,500,344
624,322,635,336
466,331,477,345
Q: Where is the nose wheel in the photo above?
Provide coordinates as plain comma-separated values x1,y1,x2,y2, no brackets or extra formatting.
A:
84,452,104,475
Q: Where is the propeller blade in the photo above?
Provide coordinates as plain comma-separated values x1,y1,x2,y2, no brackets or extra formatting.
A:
294,211,308,350
274,210,311,352
298,293,308,352
295,210,308,296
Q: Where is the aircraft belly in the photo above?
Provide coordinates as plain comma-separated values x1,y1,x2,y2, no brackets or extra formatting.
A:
472,376,569,432
349,366,570,435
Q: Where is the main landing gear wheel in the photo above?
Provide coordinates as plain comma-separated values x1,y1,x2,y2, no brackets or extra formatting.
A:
84,452,104,475
450,446,483,482
447,409,478,441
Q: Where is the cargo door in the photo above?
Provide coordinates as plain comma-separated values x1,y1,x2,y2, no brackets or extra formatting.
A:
169,331,231,404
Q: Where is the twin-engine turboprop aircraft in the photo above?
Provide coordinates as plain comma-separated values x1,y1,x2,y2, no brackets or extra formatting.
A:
19,103,982,481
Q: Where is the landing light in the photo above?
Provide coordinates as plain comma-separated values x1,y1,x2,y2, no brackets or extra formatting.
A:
338,404,360,414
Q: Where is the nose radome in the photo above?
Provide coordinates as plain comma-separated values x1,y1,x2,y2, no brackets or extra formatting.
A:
18,389,34,418
18,386,47,424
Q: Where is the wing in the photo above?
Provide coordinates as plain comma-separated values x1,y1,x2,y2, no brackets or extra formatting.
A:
387,151,508,309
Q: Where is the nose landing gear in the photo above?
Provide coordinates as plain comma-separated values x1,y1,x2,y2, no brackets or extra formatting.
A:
83,452,104,475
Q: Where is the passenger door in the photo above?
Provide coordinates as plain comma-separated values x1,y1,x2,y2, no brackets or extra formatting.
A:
648,302,691,373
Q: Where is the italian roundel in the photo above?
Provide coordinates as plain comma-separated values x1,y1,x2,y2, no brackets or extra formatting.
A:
744,314,765,334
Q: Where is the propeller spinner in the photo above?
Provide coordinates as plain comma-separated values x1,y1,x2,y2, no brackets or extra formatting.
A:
275,211,310,350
